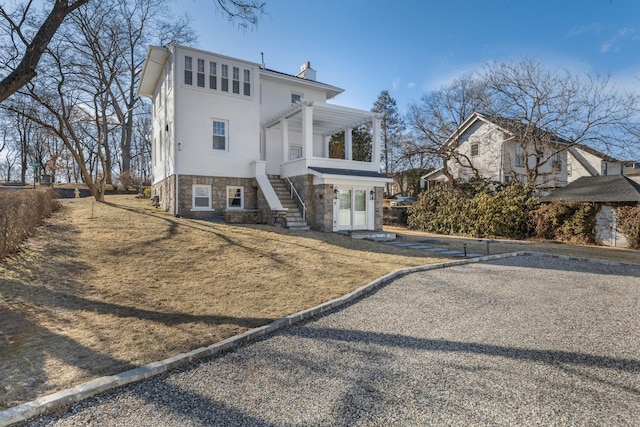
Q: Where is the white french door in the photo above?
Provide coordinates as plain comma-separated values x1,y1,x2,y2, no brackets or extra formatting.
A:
336,187,368,231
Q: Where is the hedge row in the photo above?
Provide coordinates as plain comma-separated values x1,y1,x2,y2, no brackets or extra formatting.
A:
617,205,640,249
407,181,604,244
0,188,61,260
407,181,538,239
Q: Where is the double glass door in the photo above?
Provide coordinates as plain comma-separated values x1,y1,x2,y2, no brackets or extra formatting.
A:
338,188,367,230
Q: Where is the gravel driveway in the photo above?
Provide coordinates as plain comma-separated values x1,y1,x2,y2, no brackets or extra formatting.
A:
23,253,640,426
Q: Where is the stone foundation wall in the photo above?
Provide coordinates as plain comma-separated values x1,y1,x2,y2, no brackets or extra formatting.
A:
312,184,335,231
374,187,384,230
171,175,260,220
151,176,176,214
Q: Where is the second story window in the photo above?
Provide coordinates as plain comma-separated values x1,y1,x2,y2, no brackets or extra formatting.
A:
184,56,192,85
197,59,205,87
291,93,302,104
212,120,227,150
232,67,240,94
471,143,479,157
515,144,525,167
243,69,251,96
209,62,217,89
221,65,229,92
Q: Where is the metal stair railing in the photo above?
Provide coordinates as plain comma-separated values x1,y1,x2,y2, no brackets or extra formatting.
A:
279,166,307,222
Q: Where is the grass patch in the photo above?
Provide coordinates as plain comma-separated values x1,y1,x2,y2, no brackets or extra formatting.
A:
0,195,442,410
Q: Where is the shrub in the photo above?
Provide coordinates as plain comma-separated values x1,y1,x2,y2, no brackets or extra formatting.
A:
408,181,538,239
617,205,640,249
0,188,61,260
529,201,598,244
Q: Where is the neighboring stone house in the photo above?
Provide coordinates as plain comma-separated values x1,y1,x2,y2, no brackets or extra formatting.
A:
567,144,625,183
420,112,569,191
137,45,391,232
542,175,640,247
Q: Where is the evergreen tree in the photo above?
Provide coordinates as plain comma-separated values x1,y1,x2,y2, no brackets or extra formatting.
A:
372,90,404,196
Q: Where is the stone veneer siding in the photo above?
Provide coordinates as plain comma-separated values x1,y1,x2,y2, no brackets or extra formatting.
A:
152,173,384,230
289,174,385,232
151,175,176,214
152,174,262,221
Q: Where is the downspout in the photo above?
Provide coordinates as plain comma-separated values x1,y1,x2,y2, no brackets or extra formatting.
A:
175,173,179,217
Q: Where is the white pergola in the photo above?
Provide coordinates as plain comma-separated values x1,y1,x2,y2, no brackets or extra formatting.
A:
263,101,382,163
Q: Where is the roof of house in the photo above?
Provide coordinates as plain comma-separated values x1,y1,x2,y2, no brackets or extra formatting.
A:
571,143,621,163
308,167,390,179
541,175,640,203
441,111,571,151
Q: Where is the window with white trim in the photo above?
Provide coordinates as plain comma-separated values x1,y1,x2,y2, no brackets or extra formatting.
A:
212,120,227,150
515,144,525,167
192,184,211,210
226,186,244,209
184,56,192,85
471,143,479,156
291,92,302,104
232,66,240,94
209,61,217,89
197,58,205,87
221,64,229,92
243,69,251,96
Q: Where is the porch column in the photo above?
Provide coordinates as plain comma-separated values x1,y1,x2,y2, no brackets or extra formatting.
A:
324,135,330,158
302,104,314,158
345,128,353,161
372,117,381,166
282,117,289,163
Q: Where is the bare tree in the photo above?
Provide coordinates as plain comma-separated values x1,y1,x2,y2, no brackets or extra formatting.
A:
408,60,640,189
406,73,489,185
0,0,89,103
0,0,264,104
482,58,640,186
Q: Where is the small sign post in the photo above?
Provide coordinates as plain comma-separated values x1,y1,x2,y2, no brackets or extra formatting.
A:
29,162,41,188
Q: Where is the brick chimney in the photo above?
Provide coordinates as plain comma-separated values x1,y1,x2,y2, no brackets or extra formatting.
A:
296,61,316,81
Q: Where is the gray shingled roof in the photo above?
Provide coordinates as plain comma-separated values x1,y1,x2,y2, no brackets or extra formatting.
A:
308,167,390,179
541,175,640,203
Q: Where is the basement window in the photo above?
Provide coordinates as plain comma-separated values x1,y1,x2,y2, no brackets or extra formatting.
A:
226,186,244,209
192,185,212,210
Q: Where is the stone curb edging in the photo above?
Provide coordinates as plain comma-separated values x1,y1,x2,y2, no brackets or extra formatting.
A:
0,251,529,427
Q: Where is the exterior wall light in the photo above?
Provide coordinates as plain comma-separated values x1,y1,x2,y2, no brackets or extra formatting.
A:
333,188,339,199
370,189,375,200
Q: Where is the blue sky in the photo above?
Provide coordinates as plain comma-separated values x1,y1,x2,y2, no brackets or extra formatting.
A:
172,0,640,114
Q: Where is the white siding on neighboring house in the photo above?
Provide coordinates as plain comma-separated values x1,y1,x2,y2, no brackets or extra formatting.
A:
567,146,623,183
448,121,504,182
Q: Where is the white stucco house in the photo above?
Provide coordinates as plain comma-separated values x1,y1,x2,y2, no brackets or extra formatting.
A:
567,144,625,183
421,112,568,191
137,45,390,232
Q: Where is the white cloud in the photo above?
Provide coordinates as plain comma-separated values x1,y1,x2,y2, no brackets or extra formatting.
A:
601,26,635,53
407,82,416,90
567,23,601,37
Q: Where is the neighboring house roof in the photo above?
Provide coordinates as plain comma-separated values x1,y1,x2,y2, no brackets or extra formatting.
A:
541,175,640,203
440,111,570,151
421,167,446,180
571,143,621,163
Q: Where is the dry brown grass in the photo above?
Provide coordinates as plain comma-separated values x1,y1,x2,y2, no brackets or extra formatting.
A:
0,195,442,410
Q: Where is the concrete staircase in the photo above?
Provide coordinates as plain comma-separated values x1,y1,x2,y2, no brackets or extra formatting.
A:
268,176,310,231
